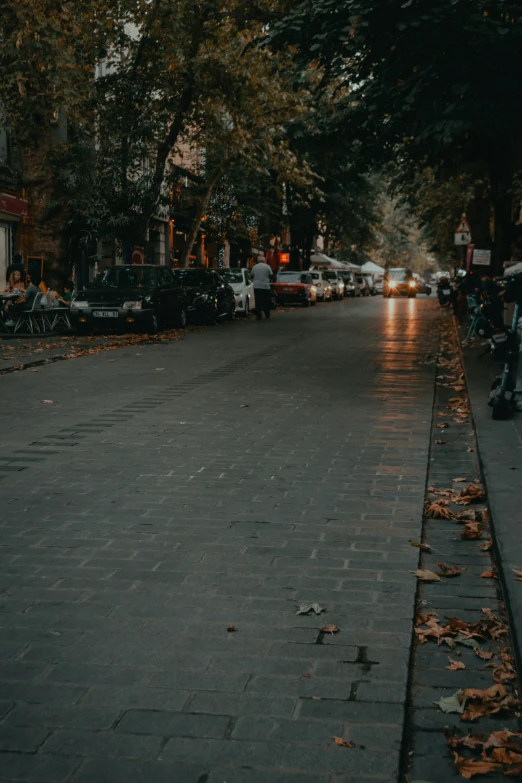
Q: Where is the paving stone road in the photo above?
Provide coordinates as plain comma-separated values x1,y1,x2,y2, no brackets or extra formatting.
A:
0,297,440,782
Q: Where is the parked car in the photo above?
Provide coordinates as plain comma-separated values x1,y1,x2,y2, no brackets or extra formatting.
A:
339,271,361,297
356,275,371,296
309,270,333,301
320,270,345,299
413,276,432,295
374,275,384,295
71,265,188,334
272,271,317,306
176,268,236,323
383,267,416,297
219,268,253,317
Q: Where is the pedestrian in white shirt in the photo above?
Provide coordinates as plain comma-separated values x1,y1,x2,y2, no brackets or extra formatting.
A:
251,260,273,320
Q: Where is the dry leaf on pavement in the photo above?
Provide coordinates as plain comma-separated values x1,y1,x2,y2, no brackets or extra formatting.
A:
461,522,483,540
434,690,465,713
480,568,498,579
411,541,431,551
42,399,53,404
227,625,238,632
452,477,467,483
437,562,463,577
453,752,501,779
412,569,441,582
474,648,494,661
435,439,447,445
424,500,455,519
512,569,522,581
333,737,356,748
446,658,466,671
296,603,326,616
479,540,493,552
321,624,340,634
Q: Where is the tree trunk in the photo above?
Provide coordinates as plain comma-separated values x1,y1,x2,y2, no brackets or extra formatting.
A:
179,166,225,268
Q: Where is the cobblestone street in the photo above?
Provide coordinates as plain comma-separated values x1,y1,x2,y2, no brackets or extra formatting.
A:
0,297,515,782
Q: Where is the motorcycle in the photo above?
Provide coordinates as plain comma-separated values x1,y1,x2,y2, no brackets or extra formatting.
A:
487,274,522,419
437,279,452,307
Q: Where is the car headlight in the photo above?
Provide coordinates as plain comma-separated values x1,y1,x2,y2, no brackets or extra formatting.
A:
409,280,416,288
389,280,397,287
123,301,142,310
71,300,89,310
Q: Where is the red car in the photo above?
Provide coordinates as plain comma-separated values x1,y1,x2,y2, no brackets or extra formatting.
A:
272,271,317,307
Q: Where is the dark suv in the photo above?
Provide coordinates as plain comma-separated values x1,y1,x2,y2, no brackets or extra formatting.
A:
176,268,236,323
71,265,188,333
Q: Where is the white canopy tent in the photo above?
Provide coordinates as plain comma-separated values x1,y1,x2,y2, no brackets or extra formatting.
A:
361,261,385,275
310,253,360,271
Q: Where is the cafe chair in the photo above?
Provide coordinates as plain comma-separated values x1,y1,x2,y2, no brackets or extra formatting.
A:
13,292,48,334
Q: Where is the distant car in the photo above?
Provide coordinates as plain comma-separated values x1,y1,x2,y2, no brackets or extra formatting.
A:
356,275,370,296
176,268,236,323
219,268,253,317
272,271,317,307
415,279,432,295
384,267,416,297
374,276,384,295
71,265,188,334
339,271,361,297
320,270,345,299
309,271,333,301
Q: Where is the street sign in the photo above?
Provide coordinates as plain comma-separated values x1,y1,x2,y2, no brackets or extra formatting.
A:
455,232,471,246
472,249,491,266
456,216,471,234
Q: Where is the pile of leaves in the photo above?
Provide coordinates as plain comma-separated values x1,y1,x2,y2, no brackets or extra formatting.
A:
446,728,522,778
424,484,488,540
415,609,507,651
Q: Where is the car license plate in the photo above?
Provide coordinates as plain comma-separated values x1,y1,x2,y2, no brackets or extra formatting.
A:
93,310,118,318
282,287,294,293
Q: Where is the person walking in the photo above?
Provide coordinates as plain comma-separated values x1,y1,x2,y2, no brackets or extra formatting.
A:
251,258,273,320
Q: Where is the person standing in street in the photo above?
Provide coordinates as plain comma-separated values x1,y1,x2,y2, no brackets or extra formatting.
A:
251,258,273,320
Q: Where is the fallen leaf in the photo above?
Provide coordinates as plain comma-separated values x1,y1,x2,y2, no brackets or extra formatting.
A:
424,501,455,520
461,522,483,540
435,440,447,445
467,447,474,452
480,568,498,579
446,658,466,671
479,540,493,552
302,673,311,678
333,736,356,748
411,541,431,551
227,625,238,632
437,561,463,578
474,648,494,661
42,399,53,404
512,569,522,581
434,690,465,713
240,404,250,408
452,477,467,483
412,569,441,582
453,753,501,779
438,423,449,429
296,603,326,616
154,368,165,371
320,624,340,634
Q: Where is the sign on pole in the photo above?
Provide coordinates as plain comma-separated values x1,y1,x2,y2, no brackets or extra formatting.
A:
472,249,491,266
454,215,472,246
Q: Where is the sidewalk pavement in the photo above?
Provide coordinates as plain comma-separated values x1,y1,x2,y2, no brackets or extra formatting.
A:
462,339,522,673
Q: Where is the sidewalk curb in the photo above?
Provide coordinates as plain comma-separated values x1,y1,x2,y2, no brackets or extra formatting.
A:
458,318,522,680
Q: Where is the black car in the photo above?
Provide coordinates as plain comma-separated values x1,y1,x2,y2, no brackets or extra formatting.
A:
71,265,188,334
176,268,236,324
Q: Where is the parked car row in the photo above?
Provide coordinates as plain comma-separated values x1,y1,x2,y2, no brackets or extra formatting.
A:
69,264,383,335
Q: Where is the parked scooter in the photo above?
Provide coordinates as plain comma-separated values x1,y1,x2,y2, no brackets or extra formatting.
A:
487,274,522,419
437,279,452,307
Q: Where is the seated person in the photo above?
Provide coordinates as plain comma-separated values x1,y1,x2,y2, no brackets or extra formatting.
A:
3,269,25,294
55,281,73,307
4,277,41,326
